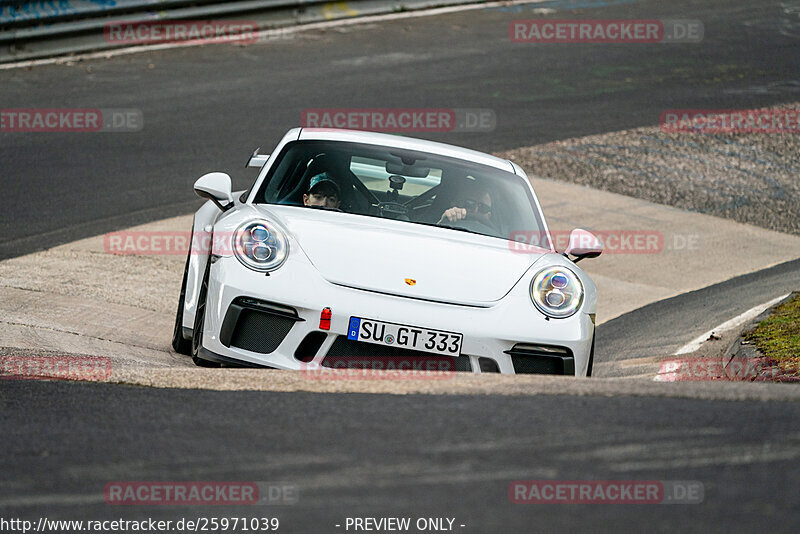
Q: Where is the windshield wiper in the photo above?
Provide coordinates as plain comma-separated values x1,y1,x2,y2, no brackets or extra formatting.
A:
413,221,474,234
302,205,343,213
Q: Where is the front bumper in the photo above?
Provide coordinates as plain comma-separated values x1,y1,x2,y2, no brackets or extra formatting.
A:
197,255,595,375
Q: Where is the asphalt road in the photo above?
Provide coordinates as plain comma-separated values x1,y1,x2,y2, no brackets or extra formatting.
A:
596,257,800,364
2,0,800,259
1,380,799,532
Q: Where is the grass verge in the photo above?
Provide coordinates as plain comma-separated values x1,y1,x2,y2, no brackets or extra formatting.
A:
744,292,800,369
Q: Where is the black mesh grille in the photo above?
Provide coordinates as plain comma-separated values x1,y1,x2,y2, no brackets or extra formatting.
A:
229,309,295,354
324,336,471,372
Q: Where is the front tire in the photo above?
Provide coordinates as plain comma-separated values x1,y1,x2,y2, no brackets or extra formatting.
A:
191,256,221,368
586,333,595,377
171,248,192,355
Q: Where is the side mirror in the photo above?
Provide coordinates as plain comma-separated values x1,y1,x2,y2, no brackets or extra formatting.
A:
194,172,234,212
564,228,603,262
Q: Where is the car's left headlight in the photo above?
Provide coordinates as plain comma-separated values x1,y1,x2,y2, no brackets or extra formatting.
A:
530,266,584,318
233,220,288,272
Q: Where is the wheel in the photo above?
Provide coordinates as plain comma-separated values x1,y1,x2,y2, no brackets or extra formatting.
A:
191,256,221,368
171,248,192,355
586,333,595,377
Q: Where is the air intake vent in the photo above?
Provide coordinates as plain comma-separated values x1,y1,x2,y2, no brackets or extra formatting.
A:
505,344,574,375
294,331,328,362
478,357,500,373
220,297,302,354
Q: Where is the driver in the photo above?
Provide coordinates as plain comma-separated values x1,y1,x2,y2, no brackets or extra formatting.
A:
303,172,341,209
437,185,493,226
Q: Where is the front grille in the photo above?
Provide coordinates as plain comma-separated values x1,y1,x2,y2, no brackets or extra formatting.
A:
323,336,472,372
220,297,301,354
229,310,294,353
505,344,575,375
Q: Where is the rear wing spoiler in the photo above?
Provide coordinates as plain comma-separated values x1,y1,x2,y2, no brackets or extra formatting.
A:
246,147,270,168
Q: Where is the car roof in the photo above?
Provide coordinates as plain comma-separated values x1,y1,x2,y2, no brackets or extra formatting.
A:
298,128,516,173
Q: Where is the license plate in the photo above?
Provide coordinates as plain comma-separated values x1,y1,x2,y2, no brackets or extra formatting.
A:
347,317,463,356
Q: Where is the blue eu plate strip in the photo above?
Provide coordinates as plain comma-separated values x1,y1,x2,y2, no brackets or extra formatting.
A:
347,317,361,340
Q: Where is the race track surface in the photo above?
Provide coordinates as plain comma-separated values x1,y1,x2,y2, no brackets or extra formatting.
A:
2,380,799,532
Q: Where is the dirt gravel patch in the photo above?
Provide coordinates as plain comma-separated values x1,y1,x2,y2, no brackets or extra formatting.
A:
497,102,800,236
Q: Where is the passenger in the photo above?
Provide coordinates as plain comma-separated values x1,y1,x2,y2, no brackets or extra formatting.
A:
437,185,493,226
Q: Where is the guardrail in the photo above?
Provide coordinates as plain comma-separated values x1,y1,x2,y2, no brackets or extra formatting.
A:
0,0,491,63
1,1,175,26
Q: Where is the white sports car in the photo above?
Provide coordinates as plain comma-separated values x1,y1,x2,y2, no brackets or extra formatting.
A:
172,128,603,376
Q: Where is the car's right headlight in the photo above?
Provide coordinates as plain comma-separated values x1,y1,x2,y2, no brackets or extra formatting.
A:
233,220,288,272
530,266,584,318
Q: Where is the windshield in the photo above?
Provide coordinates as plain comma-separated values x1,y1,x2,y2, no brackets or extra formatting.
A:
254,140,547,243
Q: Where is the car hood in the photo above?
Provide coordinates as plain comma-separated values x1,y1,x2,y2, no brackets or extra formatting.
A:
260,205,547,306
